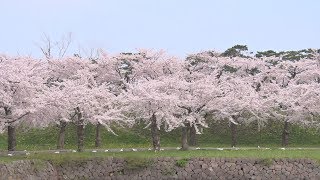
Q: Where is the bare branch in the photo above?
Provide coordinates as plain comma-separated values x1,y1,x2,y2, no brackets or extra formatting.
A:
4,112,30,124
57,32,72,58
36,32,73,59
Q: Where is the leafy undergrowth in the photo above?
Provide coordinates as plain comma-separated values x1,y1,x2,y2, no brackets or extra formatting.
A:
1,149,320,164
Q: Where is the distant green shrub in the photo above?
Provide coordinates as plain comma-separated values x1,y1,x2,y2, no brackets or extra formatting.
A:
259,158,273,167
176,158,189,167
125,157,152,170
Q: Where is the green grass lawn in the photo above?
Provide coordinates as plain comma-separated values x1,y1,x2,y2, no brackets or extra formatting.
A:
0,120,320,151
1,120,320,164
1,149,320,164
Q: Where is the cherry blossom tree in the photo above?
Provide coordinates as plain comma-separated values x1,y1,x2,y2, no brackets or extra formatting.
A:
185,51,271,147
45,55,126,151
173,76,224,150
269,83,317,146
184,51,222,146
0,56,48,151
43,56,89,150
255,51,320,146
119,78,183,150
203,75,271,147
114,50,193,150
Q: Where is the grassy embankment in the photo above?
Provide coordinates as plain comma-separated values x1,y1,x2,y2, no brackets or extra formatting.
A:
1,149,320,164
0,120,320,162
0,120,319,151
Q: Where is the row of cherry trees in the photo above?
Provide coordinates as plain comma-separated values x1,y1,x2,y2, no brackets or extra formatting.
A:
0,49,320,151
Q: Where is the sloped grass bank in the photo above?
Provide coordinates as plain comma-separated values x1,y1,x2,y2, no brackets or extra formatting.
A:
2,149,320,163
0,120,319,151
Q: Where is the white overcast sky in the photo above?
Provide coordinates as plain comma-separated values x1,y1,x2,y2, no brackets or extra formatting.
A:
1,0,319,58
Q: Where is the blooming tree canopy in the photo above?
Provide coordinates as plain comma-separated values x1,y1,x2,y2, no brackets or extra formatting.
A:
0,49,319,150
0,57,48,131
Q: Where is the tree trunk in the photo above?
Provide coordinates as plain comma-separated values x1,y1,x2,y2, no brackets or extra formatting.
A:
76,107,85,152
189,125,197,146
230,123,237,147
282,121,289,147
77,122,85,152
57,121,67,150
95,123,102,148
150,114,160,151
8,125,16,152
181,124,189,150
4,108,16,152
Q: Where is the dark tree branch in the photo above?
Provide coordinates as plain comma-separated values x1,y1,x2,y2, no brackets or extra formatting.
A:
5,112,30,124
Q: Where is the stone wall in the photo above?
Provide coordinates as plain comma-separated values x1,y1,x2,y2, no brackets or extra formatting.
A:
0,157,320,179
0,160,57,180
